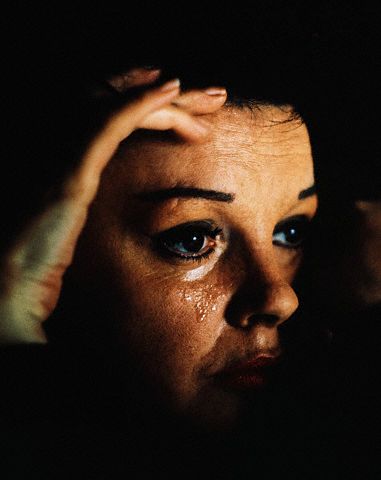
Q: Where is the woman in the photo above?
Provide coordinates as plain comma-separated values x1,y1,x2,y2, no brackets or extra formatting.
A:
0,65,317,434
0,5,328,473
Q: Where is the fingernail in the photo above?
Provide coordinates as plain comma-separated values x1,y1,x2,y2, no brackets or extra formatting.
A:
160,78,181,92
141,67,161,75
203,87,226,96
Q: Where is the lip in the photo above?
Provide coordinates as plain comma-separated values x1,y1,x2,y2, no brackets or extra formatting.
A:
215,356,280,391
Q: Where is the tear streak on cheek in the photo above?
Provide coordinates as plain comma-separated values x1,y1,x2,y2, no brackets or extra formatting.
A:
181,247,224,282
182,263,216,282
177,284,228,325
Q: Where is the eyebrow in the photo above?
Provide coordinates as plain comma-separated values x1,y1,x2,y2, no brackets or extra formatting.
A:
298,185,317,200
136,185,315,203
136,187,235,203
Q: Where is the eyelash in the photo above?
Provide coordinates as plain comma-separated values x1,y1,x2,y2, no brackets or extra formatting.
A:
185,250,214,263
152,222,223,262
152,215,311,263
272,215,311,249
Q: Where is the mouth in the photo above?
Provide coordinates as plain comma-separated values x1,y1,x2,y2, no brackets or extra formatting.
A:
214,355,280,391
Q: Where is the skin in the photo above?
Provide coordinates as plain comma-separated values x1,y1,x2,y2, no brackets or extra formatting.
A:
0,68,317,431
0,72,226,343
62,104,318,430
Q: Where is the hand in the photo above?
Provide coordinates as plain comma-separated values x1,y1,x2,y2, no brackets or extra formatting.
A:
0,68,227,344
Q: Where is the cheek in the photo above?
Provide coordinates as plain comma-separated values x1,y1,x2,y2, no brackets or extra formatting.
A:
113,260,229,402
122,275,228,358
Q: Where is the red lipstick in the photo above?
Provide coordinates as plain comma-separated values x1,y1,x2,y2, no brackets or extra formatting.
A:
216,356,279,390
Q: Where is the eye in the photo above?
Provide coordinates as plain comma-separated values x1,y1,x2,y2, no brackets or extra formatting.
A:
153,221,223,261
272,215,311,249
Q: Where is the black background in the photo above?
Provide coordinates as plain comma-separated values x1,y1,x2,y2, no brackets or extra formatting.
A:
1,2,380,478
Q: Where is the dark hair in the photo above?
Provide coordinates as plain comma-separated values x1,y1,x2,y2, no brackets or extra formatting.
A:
3,3,379,257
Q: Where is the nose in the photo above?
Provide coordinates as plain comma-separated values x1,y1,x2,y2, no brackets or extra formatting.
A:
241,281,299,328
225,265,299,330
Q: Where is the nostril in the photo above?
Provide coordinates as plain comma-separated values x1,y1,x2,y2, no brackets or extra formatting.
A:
224,277,299,330
240,313,279,329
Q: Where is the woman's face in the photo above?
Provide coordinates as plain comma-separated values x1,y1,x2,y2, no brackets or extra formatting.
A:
69,105,317,429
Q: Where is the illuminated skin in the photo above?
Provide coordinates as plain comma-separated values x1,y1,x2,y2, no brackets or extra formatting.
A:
65,104,317,429
0,68,317,429
0,70,227,343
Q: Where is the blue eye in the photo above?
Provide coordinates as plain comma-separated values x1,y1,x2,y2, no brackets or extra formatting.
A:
153,221,222,260
272,215,310,249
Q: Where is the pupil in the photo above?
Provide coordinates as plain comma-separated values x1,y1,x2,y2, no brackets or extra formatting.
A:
288,228,296,239
286,225,303,243
180,232,204,252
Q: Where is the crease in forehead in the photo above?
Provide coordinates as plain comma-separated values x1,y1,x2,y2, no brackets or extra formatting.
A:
205,105,311,165
217,103,306,139
115,102,311,178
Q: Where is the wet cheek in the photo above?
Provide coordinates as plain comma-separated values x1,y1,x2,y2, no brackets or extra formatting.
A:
119,269,230,401
175,249,232,327
176,283,228,329
142,279,229,358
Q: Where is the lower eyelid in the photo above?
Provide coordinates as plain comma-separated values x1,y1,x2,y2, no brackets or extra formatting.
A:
155,246,216,264
273,242,302,250
177,248,215,261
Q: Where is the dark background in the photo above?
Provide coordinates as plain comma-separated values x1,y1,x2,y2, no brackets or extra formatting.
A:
2,2,380,252
1,2,380,477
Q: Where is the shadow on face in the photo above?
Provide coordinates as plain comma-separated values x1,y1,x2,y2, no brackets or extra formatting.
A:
45,104,317,430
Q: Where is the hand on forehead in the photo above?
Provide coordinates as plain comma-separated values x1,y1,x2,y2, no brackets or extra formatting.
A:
95,66,228,115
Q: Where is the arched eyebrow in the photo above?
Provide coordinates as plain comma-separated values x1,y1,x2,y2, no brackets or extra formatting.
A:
136,187,235,203
136,185,315,202
298,185,316,200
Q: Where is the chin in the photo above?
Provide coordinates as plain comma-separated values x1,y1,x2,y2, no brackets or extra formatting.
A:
179,387,249,434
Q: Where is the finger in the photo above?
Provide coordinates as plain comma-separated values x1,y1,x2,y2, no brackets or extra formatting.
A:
106,67,161,92
139,105,211,142
172,87,227,114
66,78,181,202
91,67,161,98
0,77,183,344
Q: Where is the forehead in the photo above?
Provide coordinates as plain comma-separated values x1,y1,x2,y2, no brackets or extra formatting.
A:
112,105,313,195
